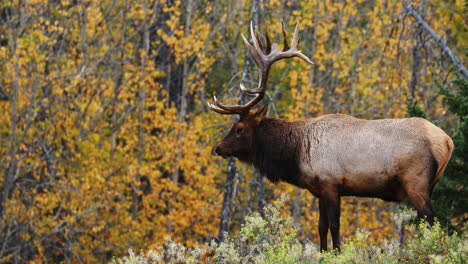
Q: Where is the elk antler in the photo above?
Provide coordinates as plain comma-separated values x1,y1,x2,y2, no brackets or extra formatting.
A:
208,20,314,116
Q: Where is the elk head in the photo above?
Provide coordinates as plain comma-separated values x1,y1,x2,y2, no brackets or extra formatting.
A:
208,20,313,161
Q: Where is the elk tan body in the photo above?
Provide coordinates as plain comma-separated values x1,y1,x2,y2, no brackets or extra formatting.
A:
209,21,453,251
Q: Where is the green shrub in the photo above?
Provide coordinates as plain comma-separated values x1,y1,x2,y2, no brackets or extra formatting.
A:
213,198,318,264
110,239,207,264
112,200,468,264
400,220,468,263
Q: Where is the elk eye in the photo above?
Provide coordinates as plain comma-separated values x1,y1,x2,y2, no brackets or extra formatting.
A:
236,127,243,135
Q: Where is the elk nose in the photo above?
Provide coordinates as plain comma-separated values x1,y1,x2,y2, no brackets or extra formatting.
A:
214,145,221,156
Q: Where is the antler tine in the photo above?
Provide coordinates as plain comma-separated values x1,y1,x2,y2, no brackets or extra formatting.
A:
241,33,262,73
214,96,244,113
206,95,246,115
207,93,264,115
240,82,259,95
207,96,237,114
254,26,266,54
250,21,262,58
207,102,233,115
283,20,314,64
291,20,301,49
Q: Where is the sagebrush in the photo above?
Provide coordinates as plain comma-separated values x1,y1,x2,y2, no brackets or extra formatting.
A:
112,199,468,263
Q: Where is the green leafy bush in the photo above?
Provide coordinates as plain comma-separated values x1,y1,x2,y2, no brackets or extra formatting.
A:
112,200,468,263
110,239,207,264
400,220,467,263
214,198,315,264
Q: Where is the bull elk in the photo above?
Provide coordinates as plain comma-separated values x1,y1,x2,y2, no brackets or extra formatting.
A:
208,20,454,251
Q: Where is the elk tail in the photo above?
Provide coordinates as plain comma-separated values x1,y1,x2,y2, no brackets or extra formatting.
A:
429,135,454,196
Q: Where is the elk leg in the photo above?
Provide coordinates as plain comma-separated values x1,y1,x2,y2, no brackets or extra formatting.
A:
409,192,435,225
319,192,341,251
318,198,329,251
326,194,341,251
400,158,439,226
427,199,436,226
404,183,435,226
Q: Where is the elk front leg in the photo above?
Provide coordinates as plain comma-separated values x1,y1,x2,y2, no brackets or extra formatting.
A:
327,194,341,251
320,190,341,251
318,198,329,251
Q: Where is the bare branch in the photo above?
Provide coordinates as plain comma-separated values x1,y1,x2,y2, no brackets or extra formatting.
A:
405,4,468,79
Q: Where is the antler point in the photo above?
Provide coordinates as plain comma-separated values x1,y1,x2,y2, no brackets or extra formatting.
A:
240,83,246,91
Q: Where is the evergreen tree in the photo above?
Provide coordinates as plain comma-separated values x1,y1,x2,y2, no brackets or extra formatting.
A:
405,96,427,119
433,77,468,232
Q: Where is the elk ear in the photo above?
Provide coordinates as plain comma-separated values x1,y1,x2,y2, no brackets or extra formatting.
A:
253,104,268,124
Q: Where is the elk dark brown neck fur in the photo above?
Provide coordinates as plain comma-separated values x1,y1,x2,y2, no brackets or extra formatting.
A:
250,118,303,185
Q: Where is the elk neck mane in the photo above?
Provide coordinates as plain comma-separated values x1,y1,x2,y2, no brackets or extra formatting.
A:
249,117,307,185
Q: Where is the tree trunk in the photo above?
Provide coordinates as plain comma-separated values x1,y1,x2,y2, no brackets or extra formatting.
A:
0,64,19,221
0,3,22,220
169,0,194,233
218,157,236,241
409,27,421,101
132,0,150,220
218,0,260,242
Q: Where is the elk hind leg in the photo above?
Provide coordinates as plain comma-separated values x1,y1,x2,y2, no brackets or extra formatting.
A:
409,191,435,225
401,167,435,226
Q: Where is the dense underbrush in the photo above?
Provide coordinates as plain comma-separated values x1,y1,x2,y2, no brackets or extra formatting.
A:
112,199,468,264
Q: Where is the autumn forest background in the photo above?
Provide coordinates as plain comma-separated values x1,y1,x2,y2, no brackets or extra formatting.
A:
0,0,467,262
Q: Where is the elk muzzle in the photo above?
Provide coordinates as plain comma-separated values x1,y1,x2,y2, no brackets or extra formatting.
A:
214,144,230,159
